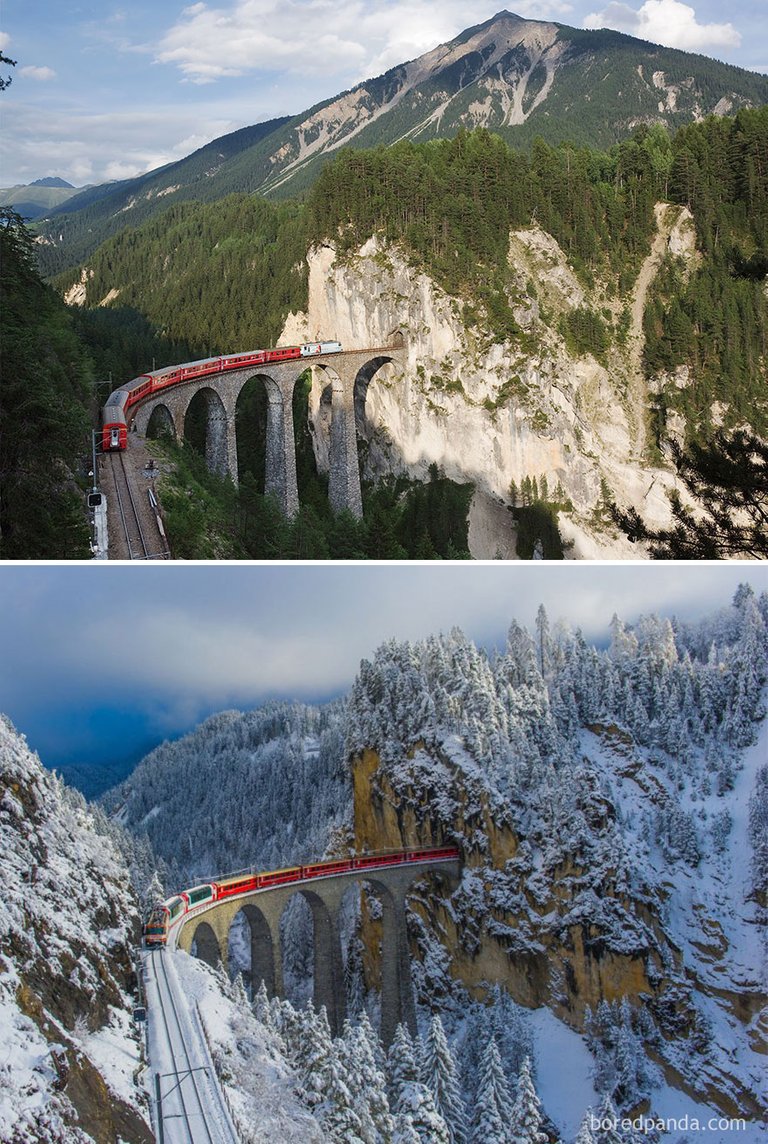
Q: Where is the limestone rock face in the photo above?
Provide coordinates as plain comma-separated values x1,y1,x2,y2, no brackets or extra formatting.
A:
280,216,693,557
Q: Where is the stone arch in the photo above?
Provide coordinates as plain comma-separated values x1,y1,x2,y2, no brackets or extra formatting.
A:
184,386,231,478
190,920,221,969
228,903,276,997
234,374,270,492
280,887,345,1032
145,402,176,441
307,372,335,475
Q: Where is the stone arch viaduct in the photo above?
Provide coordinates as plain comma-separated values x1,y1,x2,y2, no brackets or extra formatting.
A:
171,854,458,1046
131,339,405,518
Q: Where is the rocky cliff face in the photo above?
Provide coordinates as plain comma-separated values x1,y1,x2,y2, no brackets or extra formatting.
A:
344,610,768,1125
0,716,152,1143
351,736,766,1121
281,205,697,558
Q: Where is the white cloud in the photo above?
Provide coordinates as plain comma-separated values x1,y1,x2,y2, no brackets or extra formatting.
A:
19,65,56,81
0,31,11,51
583,0,741,52
0,101,240,187
153,0,574,87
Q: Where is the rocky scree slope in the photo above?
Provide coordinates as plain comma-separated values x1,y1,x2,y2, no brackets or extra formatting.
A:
0,715,152,1144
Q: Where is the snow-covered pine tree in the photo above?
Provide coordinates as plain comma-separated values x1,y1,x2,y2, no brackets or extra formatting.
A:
298,1006,334,1107
388,1022,419,1106
509,1056,547,1144
395,1081,451,1144
471,1034,512,1143
340,1013,395,1142
574,1110,600,1144
321,1041,368,1143
422,1014,468,1144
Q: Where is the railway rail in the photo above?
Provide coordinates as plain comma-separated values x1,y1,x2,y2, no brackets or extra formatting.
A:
145,948,239,1144
110,451,150,559
104,448,169,559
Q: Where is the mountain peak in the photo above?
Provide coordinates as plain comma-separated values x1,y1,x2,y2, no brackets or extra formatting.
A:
30,176,75,188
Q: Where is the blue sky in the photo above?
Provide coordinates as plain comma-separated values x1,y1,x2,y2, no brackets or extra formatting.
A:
0,563,764,770
1,0,765,188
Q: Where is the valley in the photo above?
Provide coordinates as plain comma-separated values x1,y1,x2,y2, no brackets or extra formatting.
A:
1,575,766,1141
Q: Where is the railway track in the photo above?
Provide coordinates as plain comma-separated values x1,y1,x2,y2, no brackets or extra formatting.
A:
105,448,169,559
110,451,150,559
145,949,239,1144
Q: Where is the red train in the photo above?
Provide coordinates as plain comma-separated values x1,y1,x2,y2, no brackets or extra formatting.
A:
101,341,343,452
143,846,460,947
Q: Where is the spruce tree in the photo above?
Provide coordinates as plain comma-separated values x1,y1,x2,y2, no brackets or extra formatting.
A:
422,1014,468,1144
509,1057,547,1144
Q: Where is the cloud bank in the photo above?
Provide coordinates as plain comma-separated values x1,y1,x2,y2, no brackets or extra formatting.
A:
583,0,741,52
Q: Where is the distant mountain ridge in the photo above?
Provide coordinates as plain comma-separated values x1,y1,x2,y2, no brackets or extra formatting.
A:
1,177,85,220
36,9,768,277
30,176,74,188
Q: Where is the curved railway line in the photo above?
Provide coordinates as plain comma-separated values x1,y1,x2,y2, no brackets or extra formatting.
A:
146,949,238,1144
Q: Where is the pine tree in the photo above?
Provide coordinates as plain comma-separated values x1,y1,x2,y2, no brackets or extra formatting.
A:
422,1015,468,1144
574,1110,600,1144
388,1023,419,1106
471,1035,512,1143
396,1081,451,1144
509,1057,547,1144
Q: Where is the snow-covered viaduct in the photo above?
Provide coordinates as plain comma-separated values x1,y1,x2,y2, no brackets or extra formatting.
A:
172,855,459,1046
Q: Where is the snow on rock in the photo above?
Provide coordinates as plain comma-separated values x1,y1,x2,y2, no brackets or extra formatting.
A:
347,589,768,1134
0,714,151,1143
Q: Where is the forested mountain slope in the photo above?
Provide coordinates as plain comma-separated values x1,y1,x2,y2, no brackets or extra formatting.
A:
35,10,768,277
103,702,351,888
111,586,768,1137
0,211,92,558
346,587,768,1128
56,112,767,555
0,716,152,1142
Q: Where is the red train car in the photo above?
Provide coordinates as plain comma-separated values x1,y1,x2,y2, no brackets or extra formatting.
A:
142,846,460,946
101,343,343,452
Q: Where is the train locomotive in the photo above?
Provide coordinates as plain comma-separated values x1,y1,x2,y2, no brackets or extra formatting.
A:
101,342,343,452
143,847,460,947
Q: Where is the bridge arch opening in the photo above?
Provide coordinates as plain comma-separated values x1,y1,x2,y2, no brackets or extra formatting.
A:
235,375,270,494
354,356,396,477
307,371,336,479
338,877,406,1041
184,386,230,477
190,921,221,969
292,369,327,505
280,887,345,1029
279,892,314,1009
227,903,276,998
145,402,176,442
